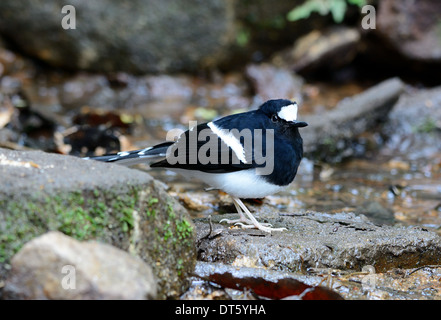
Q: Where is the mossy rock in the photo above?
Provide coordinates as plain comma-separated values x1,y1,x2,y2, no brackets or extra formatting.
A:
0,148,196,299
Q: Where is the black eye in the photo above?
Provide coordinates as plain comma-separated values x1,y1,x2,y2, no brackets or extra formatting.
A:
271,114,279,123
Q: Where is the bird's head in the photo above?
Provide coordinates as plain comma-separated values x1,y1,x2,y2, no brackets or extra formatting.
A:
259,99,308,128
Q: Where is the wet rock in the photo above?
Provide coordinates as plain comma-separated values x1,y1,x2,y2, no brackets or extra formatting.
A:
181,278,232,300
193,261,343,299
234,0,333,65
355,201,395,226
190,261,350,300
41,73,195,118
381,86,441,161
195,211,441,273
0,0,235,73
2,231,157,299
0,43,33,78
360,266,441,300
58,74,114,111
377,0,441,62
0,148,196,298
301,77,405,162
191,72,251,113
139,75,195,119
245,63,304,104
190,261,441,300
272,26,360,73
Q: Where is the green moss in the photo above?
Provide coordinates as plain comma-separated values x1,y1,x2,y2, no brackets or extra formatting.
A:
322,137,338,152
111,193,137,233
236,28,251,47
164,201,193,244
143,195,193,250
414,117,437,133
119,207,135,232
176,258,184,276
145,197,159,218
46,191,111,240
163,221,173,241
166,202,176,219
287,0,366,23
176,218,193,241
0,187,145,265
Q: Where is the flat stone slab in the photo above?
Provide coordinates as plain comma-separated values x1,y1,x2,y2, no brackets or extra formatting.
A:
0,148,196,298
196,211,441,272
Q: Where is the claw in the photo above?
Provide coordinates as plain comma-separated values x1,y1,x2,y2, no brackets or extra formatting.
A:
220,217,253,225
235,222,287,233
219,197,287,233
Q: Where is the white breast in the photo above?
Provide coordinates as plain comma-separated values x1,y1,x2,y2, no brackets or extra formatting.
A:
171,168,284,198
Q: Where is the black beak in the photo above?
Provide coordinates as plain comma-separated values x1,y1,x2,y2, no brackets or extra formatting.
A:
293,121,308,128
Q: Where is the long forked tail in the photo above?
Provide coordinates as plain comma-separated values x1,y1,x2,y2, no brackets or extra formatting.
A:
84,141,173,166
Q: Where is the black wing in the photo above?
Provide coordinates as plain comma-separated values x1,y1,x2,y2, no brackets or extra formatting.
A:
150,123,258,173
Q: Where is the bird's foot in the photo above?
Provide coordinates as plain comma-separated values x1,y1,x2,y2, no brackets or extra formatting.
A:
222,197,288,233
220,217,286,233
220,217,272,227
235,222,288,233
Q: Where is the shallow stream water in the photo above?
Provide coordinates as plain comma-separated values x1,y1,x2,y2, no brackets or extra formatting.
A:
149,153,441,234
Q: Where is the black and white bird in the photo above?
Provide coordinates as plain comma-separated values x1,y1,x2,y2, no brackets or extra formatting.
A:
87,99,307,233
